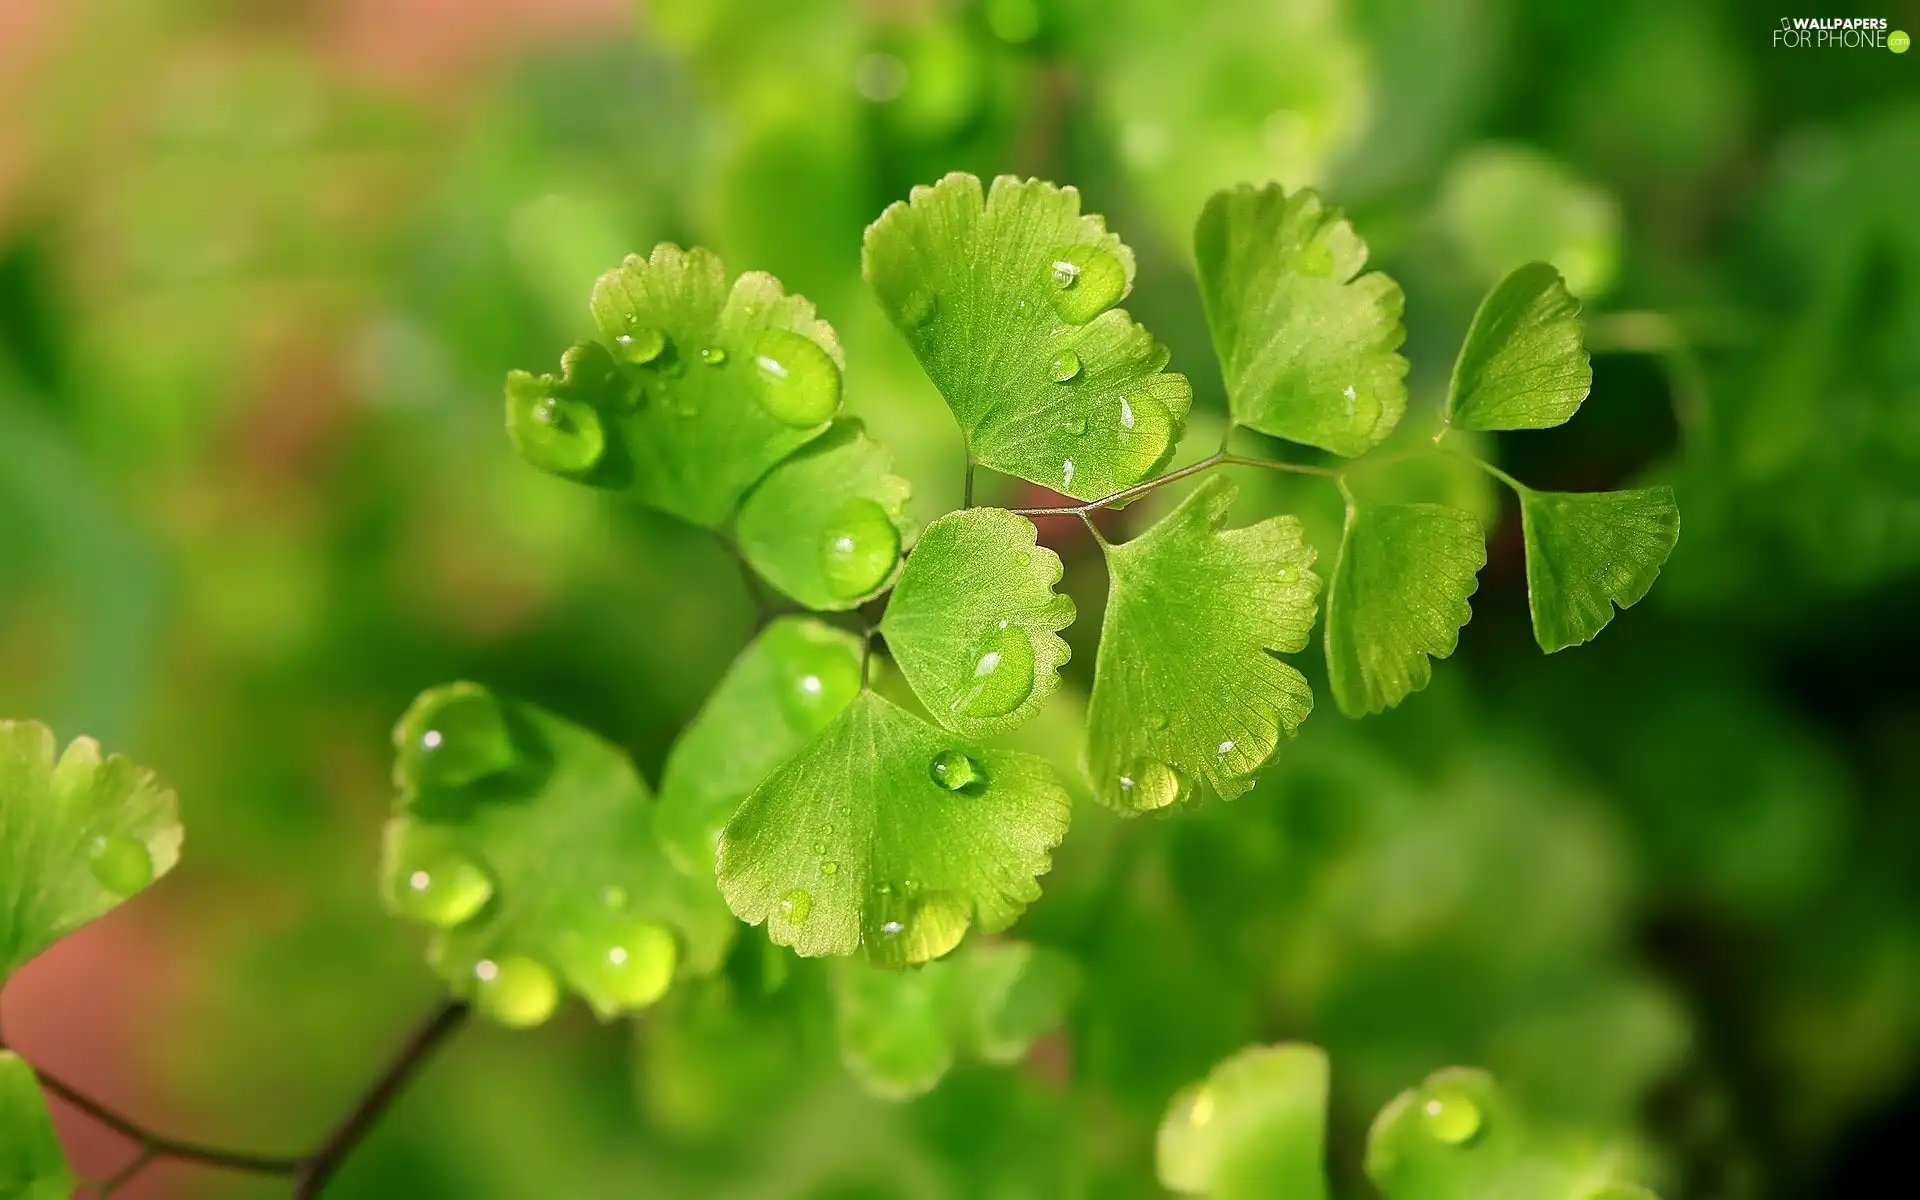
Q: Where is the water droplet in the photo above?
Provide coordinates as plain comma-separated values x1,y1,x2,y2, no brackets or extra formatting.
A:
557,917,677,1012
611,327,666,365
954,624,1035,718
1049,350,1082,382
87,833,153,895
820,498,901,598
509,385,607,478
473,956,559,1029
411,687,517,788
1343,383,1358,419
822,824,834,836
877,882,893,895
1115,757,1181,810
751,329,841,427
699,346,728,366
896,287,937,328
392,844,493,927
1217,740,1236,757
1421,1086,1483,1145
813,841,827,854
1146,711,1169,730
1047,246,1126,323
774,632,863,735
779,889,813,924
820,861,838,876
1061,458,1076,490
1057,414,1087,437
880,920,905,936
928,749,987,792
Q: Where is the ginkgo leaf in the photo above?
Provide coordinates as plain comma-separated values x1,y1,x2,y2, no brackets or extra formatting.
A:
1195,183,1408,457
0,1053,75,1200
1367,1067,1661,1200
832,939,1078,1100
506,244,844,527
1084,477,1320,813
1445,262,1592,432
863,172,1193,500
1519,487,1680,653
655,618,866,878
0,720,182,986
383,683,735,1026
1325,504,1486,717
717,690,1071,967
878,508,1075,739
736,420,914,610
1157,1043,1330,1200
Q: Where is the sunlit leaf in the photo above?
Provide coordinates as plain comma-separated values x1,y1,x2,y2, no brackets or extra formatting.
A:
1446,263,1592,432
0,720,182,986
382,684,735,1025
717,691,1070,966
1437,145,1621,298
1195,182,1408,457
1158,1043,1330,1199
737,420,915,610
878,508,1075,738
863,172,1192,500
1325,503,1485,717
0,1053,75,1200
1519,488,1680,653
1085,477,1320,813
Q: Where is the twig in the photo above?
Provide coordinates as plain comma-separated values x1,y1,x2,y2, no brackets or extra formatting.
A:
30,1065,302,1178
1006,450,1336,518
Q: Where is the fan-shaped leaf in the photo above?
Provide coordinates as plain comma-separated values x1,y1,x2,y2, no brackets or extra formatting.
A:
1520,487,1680,653
1446,262,1592,432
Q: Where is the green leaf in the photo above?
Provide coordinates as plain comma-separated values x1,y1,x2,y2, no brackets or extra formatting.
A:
1157,1043,1330,1199
1519,487,1680,653
736,420,914,610
1325,504,1486,717
1195,183,1408,457
1437,144,1621,298
878,508,1075,739
0,720,182,986
1445,262,1592,432
383,684,736,1026
717,691,1071,967
0,1053,74,1200
655,618,866,878
506,244,844,527
1367,1067,1660,1200
863,172,1193,500
832,939,1078,1100
1085,478,1320,813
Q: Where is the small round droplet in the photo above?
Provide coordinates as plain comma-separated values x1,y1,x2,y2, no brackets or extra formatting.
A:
1145,711,1169,730
557,917,677,1013
819,498,901,598
392,845,493,927
1115,757,1181,810
1049,350,1082,382
879,920,905,937
409,687,516,789
751,329,842,427
88,833,153,896
1057,414,1088,437
699,346,728,366
896,288,937,328
508,383,607,478
779,889,813,924
1421,1086,1483,1145
954,624,1036,718
1047,246,1127,324
820,861,839,877
611,327,666,365
929,749,987,792
813,841,827,854
473,956,559,1029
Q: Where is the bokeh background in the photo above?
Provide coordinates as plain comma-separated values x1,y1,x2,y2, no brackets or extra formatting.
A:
1,0,1916,1196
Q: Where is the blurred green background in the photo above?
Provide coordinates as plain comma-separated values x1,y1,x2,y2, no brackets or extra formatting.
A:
0,0,1915,1196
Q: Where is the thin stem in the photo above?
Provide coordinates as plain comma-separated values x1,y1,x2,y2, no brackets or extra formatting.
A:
963,458,976,508
97,1148,156,1197
1219,453,1341,478
1442,445,1529,493
31,1066,302,1177
1008,452,1225,516
292,1001,470,1198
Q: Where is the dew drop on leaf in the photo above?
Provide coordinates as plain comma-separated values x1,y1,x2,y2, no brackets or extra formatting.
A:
557,916,677,1012
1047,246,1126,324
1420,1086,1483,1145
473,956,559,1029
1116,757,1181,810
1145,710,1168,730
87,833,153,896
897,287,937,328
1057,414,1088,437
611,327,666,365
751,329,842,427
699,346,728,366
1112,393,1173,481
879,919,905,937
1049,350,1082,382
928,749,987,792
779,889,813,924
820,498,901,598
954,624,1035,718
393,845,493,927
510,390,607,478
411,689,517,789
820,861,839,876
